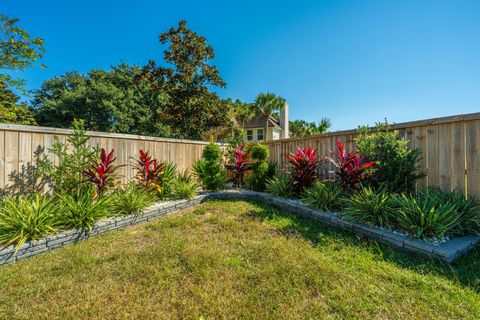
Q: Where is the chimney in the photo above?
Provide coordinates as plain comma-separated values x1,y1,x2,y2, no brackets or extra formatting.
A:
280,102,289,139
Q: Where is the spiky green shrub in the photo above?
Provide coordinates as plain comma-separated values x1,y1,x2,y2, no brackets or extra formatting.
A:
394,192,462,239
344,187,395,227
158,162,178,199
171,179,198,200
112,184,155,216
246,144,275,191
192,143,226,191
57,191,112,232
416,188,480,236
0,195,61,249
302,181,345,212
266,174,293,198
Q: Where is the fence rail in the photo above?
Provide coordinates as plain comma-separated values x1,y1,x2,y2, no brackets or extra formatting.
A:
0,124,209,191
265,112,480,198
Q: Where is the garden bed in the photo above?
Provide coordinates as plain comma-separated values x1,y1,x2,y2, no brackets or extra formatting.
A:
1,190,479,265
1,200,479,319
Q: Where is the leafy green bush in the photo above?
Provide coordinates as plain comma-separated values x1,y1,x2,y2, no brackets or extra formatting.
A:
57,191,112,232
266,174,293,198
37,119,98,194
355,122,424,193
112,184,155,216
344,187,395,227
192,142,226,191
394,191,462,239
0,195,61,249
302,181,345,212
246,144,275,191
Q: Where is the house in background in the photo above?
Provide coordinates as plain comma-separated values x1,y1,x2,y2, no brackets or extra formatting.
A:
242,104,290,142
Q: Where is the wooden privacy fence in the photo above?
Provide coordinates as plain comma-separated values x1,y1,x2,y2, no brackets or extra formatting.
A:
265,112,480,199
0,124,209,191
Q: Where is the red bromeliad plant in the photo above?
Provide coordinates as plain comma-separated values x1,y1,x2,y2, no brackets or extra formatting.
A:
133,150,165,193
227,145,250,187
330,140,376,190
285,146,323,192
82,148,118,196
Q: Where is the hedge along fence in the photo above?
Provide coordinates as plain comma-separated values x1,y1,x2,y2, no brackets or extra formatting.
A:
0,124,209,191
265,112,480,199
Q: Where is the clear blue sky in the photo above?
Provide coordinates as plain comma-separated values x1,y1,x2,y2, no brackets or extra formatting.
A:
3,0,480,131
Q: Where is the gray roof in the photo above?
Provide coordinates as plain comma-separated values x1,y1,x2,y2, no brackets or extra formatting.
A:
243,115,282,129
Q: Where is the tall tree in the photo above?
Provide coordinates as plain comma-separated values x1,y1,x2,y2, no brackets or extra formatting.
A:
0,13,44,124
253,92,286,139
230,99,256,127
139,20,230,140
32,64,171,136
289,118,331,138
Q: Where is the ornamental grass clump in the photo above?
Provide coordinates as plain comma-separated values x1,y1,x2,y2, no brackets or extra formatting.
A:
111,184,155,216
302,180,345,212
343,186,395,227
0,195,61,250
192,142,226,191
285,145,322,193
266,174,294,198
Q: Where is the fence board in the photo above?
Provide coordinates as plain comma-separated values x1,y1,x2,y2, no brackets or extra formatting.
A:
265,112,480,198
0,124,209,192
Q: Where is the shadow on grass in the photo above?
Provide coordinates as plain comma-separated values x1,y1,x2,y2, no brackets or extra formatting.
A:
245,201,480,293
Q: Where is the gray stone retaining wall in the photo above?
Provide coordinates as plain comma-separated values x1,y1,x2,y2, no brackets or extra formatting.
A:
1,190,479,265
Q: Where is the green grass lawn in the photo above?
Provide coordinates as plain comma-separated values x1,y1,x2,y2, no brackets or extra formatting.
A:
1,200,479,319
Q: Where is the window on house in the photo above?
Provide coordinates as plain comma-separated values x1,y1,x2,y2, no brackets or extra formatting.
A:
257,129,264,141
246,130,253,141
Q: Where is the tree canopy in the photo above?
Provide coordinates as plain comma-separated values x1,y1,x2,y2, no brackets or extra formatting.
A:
138,20,231,140
32,64,171,136
289,118,331,138
0,13,44,124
